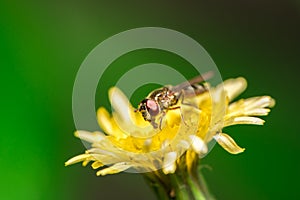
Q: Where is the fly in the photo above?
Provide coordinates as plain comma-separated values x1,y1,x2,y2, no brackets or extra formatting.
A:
135,71,214,129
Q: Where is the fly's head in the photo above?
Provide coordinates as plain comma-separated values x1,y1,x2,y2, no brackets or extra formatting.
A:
135,99,160,127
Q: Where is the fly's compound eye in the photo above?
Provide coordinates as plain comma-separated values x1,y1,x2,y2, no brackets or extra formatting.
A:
146,99,159,116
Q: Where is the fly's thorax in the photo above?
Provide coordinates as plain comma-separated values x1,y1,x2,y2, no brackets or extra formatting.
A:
148,87,169,99
148,87,178,109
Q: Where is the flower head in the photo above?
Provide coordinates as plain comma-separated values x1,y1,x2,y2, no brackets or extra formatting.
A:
65,77,275,176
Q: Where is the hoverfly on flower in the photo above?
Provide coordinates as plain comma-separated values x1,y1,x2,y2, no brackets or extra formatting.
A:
135,71,214,129
66,72,275,199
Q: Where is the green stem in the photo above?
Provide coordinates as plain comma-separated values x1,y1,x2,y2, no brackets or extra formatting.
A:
186,174,206,200
169,173,191,200
143,173,170,200
144,159,214,200
196,169,215,200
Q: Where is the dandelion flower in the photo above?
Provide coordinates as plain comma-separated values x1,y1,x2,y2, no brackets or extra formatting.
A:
66,77,275,199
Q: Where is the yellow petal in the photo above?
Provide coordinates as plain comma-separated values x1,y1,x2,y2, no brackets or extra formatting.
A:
185,150,197,172
97,107,114,135
226,96,275,125
214,133,245,154
244,96,275,109
97,107,128,139
89,154,121,166
65,154,92,166
74,130,105,143
91,161,104,169
243,108,271,116
166,108,181,127
109,87,157,138
96,162,131,176
82,159,91,167
109,87,135,125
223,77,247,101
224,116,265,127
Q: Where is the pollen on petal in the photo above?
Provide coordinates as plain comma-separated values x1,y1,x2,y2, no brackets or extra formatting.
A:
214,133,245,154
177,140,190,149
142,138,152,152
162,152,177,174
189,135,208,154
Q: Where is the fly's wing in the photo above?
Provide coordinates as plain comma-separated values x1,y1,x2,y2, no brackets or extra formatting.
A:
171,71,214,93
179,84,209,98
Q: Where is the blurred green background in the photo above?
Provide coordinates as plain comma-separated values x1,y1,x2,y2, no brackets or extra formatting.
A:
1,1,299,199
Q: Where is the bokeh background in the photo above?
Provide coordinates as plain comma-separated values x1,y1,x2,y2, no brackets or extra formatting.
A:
1,1,299,199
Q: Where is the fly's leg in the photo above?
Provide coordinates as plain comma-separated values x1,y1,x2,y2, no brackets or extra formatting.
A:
177,89,200,110
169,90,201,127
150,120,158,129
151,113,166,130
158,111,166,130
167,106,188,126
